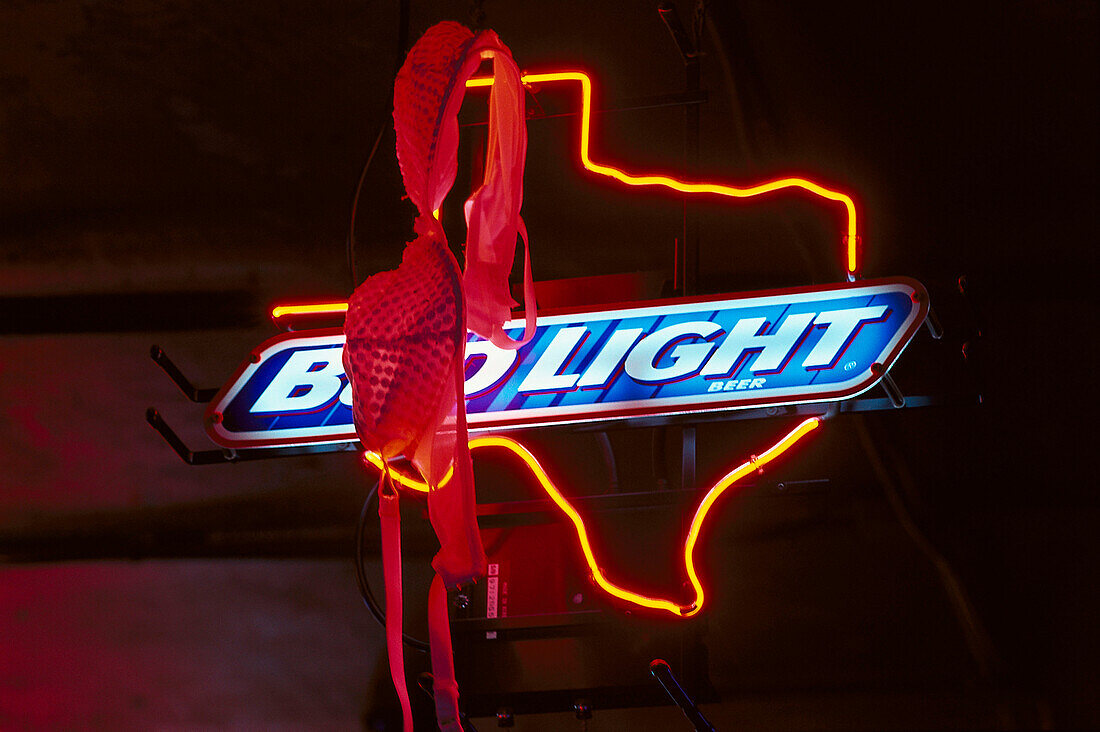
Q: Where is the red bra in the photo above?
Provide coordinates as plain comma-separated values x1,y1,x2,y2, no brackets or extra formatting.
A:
342,20,535,732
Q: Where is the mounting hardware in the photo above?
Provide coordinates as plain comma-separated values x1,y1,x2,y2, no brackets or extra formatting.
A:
145,408,226,465
149,345,218,402
871,363,906,408
925,307,944,340
649,658,715,732
657,2,702,63
145,407,358,465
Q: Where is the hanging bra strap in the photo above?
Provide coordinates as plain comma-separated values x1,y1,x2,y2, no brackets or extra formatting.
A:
379,467,414,731
486,215,536,349
428,573,463,732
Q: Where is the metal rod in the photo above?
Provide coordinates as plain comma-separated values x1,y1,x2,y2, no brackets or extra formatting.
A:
880,372,906,408
925,306,944,340
657,3,700,63
149,345,218,402
681,425,696,492
649,659,715,732
145,408,224,465
657,2,704,296
145,407,358,465
682,58,701,297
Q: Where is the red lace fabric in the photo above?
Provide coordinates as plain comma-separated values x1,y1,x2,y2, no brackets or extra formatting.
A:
343,20,533,731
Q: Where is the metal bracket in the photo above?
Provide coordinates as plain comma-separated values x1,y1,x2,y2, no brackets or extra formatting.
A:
658,2,703,63
150,345,219,402
925,306,944,340
650,658,715,732
879,373,906,408
145,408,228,465
147,342,363,465
681,425,696,493
145,407,359,465
867,361,906,408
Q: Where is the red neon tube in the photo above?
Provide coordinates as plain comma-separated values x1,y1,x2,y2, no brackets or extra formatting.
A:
363,417,821,617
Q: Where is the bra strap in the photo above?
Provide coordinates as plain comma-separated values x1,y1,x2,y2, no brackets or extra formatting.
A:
378,467,414,731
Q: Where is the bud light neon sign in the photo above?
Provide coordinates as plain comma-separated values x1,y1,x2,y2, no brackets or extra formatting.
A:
205,278,927,449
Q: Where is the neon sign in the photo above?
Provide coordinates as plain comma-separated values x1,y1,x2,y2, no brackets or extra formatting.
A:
269,69,864,330
187,68,930,621
205,278,925,448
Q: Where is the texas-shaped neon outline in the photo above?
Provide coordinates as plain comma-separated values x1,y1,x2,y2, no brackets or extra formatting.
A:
271,70,861,323
274,69,861,616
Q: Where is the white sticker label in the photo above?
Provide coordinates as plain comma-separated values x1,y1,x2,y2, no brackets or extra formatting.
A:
486,563,499,619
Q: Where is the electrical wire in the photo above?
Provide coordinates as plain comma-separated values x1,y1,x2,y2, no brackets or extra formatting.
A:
346,123,387,291
354,480,431,652
346,0,411,291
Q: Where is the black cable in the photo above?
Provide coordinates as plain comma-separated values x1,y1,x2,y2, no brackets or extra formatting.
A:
354,480,431,652
346,123,387,291
346,0,411,292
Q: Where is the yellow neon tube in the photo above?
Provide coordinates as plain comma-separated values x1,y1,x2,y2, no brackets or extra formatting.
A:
469,71,860,279
270,302,349,321
361,418,821,617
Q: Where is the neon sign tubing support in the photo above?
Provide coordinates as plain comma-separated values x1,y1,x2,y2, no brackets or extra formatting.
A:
656,0,706,298
684,37,702,298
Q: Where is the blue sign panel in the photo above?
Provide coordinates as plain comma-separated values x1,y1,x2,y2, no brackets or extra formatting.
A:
206,278,928,448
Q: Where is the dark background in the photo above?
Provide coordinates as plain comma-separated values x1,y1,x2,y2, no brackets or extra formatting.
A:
1,1,1095,729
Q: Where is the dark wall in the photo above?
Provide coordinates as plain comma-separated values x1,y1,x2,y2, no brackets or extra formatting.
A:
1,1,1095,727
